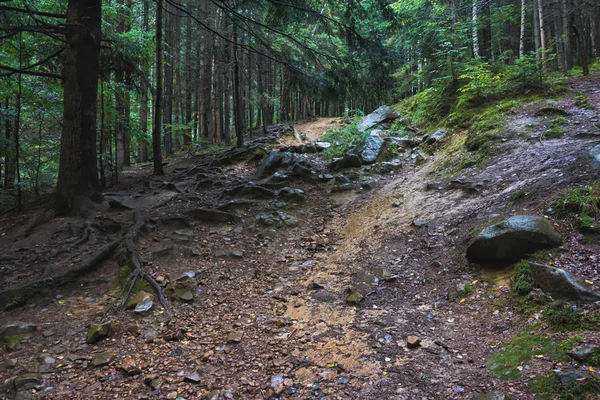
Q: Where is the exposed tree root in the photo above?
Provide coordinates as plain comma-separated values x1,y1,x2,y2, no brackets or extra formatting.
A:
0,238,121,310
114,209,169,313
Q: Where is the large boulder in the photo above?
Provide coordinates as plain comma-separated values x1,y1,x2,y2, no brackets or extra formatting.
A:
530,263,600,302
356,136,385,164
0,322,36,338
590,144,600,169
328,153,362,170
467,216,562,264
357,106,401,132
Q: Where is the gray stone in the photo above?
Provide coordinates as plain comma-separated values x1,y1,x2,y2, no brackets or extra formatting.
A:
346,291,364,305
590,144,600,169
466,216,562,264
0,322,37,338
553,369,586,386
227,332,243,344
472,392,512,400
330,153,362,170
568,345,600,363
279,187,306,203
318,174,334,182
413,219,428,227
134,298,154,313
332,183,360,192
184,372,202,383
291,162,314,177
271,172,289,183
254,151,296,179
149,245,173,260
356,136,385,164
361,178,377,190
357,106,401,132
86,320,117,344
530,263,600,302
385,136,420,149
92,352,115,367
107,196,135,210
172,229,194,243
315,142,331,151
425,129,448,145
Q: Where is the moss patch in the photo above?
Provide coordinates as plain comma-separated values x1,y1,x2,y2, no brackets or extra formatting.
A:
486,332,577,380
531,373,600,400
512,260,534,295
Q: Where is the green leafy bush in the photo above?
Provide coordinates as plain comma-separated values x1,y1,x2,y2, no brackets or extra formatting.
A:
554,182,600,232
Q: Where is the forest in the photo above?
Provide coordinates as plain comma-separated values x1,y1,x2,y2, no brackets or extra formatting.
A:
2,0,600,399
0,0,598,212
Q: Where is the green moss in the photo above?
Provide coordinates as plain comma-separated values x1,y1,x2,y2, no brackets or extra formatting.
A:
544,301,600,331
574,92,595,110
531,373,600,400
487,332,583,381
513,260,534,295
486,332,557,380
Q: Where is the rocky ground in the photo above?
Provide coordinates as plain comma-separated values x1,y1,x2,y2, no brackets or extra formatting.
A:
1,76,600,400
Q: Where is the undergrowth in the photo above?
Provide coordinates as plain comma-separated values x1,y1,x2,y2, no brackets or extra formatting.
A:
532,373,600,400
554,182,600,233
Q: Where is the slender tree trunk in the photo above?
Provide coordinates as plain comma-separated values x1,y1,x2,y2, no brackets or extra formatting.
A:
35,113,45,197
153,0,165,175
163,4,173,155
538,0,548,67
519,0,526,57
472,0,480,58
233,24,244,147
184,12,193,147
4,98,14,190
533,0,542,62
56,0,102,214
15,32,23,211
562,0,572,68
139,0,150,162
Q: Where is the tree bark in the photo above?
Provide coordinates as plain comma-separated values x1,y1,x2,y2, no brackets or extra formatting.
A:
55,0,102,214
153,0,165,175
519,0,526,57
472,0,480,58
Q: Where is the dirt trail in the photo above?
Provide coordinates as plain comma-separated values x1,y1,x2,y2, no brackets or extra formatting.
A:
1,76,600,399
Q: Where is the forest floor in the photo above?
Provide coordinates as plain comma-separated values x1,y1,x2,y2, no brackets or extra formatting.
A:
1,75,600,400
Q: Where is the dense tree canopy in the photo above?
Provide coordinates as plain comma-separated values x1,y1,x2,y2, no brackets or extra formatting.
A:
0,0,599,212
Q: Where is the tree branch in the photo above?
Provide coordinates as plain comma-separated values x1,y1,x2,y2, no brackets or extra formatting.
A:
0,65,61,79
0,5,65,18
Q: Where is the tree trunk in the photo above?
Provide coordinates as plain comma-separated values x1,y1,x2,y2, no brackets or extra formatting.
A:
233,24,244,147
138,0,150,162
519,0,526,57
472,0,480,58
537,0,547,67
163,4,173,155
533,0,541,62
4,98,15,190
56,0,102,214
153,0,165,175
184,12,193,147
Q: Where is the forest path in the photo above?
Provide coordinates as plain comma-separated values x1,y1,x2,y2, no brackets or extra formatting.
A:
291,117,340,143
2,75,600,399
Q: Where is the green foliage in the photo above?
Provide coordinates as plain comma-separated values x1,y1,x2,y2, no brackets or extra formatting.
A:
531,373,600,400
543,301,600,331
554,182,600,232
321,114,368,159
513,261,534,295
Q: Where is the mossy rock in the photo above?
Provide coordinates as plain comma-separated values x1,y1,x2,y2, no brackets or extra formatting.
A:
467,216,562,265
530,263,600,302
86,320,118,344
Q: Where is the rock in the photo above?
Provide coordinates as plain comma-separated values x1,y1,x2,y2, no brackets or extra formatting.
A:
172,229,194,243
279,187,306,203
318,174,334,182
229,250,245,258
205,390,221,400
149,245,173,260
227,332,243,344
466,216,562,264
361,177,377,190
271,172,289,183
134,298,153,313
425,129,448,145
119,357,141,376
590,144,600,169
331,183,360,192
329,153,362,170
414,150,428,165
553,369,586,386
315,142,331,151
107,196,135,210
169,288,193,302
270,375,284,394
472,391,512,400
255,151,296,179
385,136,420,149
356,135,385,164
291,162,314,178
346,291,364,305
412,219,428,227
530,263,600,302
407,336,421,349
86,320,117,344
568,345,600,364
126,291,154,310
126,324,140,335
0,322,37,338
91,352,115,367
14,373,41,391
0,358,17,371
375,159,403,174
357,106,401,132
184,372,202,383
